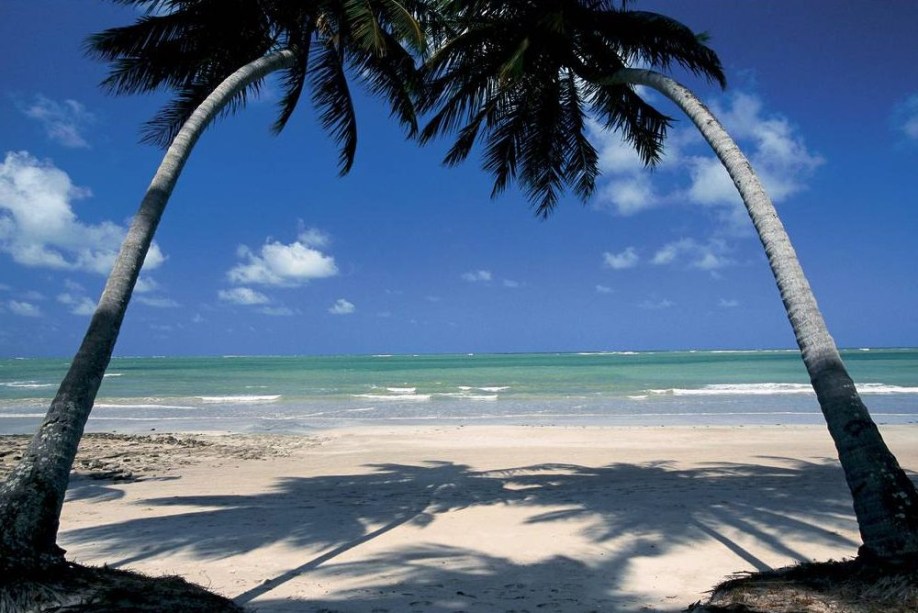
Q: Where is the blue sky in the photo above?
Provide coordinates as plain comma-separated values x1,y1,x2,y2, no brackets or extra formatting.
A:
1,1,916,357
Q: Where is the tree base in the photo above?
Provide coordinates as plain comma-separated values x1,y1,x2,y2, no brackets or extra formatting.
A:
0,562,244,612
686,556,918,613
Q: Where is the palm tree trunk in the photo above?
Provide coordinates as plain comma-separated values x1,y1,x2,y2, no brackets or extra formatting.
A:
0,49,296,573
616,68,918,560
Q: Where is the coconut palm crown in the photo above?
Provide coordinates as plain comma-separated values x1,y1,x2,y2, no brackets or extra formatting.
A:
89,0,435,172
420,0,726,216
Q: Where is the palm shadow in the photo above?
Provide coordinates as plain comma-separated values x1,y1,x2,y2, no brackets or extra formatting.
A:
60,456,883,610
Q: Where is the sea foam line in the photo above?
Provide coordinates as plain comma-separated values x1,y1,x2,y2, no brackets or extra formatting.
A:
0,381,54,389
198,395,281,404
354,393,432,402
95,403,197,410
649,382,918,396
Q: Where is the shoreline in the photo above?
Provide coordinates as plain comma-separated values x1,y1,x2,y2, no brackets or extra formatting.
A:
4,424,914,611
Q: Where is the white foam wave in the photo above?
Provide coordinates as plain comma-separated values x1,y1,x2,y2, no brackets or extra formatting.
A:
0,413,45,418
670,383,813,396
387,387,416,393
103,373,123,378
436,393,499,401
353,393,432,402
88,416,194,421
198,395,281,404
95,403,196,410
858,383,918,394
1,381,54,389
649,382,918,397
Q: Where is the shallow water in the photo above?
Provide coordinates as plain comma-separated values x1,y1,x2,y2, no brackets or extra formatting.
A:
1,349,916,434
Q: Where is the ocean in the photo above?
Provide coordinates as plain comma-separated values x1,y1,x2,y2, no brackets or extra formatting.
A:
1,349,917,434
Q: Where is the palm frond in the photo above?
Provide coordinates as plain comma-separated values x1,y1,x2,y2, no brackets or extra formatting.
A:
310,38,358,174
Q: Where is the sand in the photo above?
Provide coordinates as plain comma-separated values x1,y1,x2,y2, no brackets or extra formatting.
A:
4,425,917,612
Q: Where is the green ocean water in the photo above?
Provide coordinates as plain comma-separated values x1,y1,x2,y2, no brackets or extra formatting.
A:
1,349,916,434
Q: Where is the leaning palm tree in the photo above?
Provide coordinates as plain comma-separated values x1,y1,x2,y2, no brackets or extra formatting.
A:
0,0,435,572
420,0,918,560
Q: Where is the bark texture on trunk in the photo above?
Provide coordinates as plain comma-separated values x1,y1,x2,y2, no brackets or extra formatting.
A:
617,68,918,560
0,49,296,573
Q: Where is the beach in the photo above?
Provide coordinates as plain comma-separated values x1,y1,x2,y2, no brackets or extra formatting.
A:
6,424,915,612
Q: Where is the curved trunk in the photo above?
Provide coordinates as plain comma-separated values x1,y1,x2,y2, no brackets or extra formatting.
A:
0,49,296,573
617,68,918,560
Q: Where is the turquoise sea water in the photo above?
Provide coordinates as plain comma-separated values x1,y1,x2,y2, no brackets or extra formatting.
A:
1,349,917,434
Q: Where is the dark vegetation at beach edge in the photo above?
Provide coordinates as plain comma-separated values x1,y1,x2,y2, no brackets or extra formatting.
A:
688,557,918,613
2,563,242,612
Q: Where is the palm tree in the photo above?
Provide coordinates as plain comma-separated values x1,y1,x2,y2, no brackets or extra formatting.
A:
0,0,433,572
420,0,918,560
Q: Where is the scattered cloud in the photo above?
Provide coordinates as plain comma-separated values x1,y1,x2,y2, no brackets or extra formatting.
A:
652,238,732,271
21,96,95,149
218,287,270,305
461,270,492,283
0,151,165,275
135,295,180,308
598,175,659,215
719,298,740,308
639,298,674,310
227,229,337,286
602,247,639,270
260,306,295,317
57,292,96,316
134,277,159,294
329,298,355,315
595,284,613,294
893,94,918,140
589,91,823,232
502,279,521,288
686,93,824,219
8,300,41,317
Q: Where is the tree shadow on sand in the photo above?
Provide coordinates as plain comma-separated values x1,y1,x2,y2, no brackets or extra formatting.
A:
60,456,875,611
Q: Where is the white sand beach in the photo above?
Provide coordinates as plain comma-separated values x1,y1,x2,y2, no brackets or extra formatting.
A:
18,425,915,611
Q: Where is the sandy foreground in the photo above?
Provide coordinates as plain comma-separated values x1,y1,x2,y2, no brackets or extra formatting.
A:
3,425,917,612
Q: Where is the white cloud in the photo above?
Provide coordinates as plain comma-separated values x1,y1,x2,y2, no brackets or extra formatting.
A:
134,277,159,294
227,229,338,286
595,285,613,294
136,295,180,308
590,91,822,230
0,151,165,275
461,270,492,282
8,300,41,317
719,298,740,308
218,287,270,305
591,120,648,175
639,298,674,310
652,238,732,271
598,175,659,215
260,306,295,316
329,298,355,315
894,94,918,140
57,292,96,316
21,96,95,149
602,247,639,270
688,93,823,209
502,279,521,288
